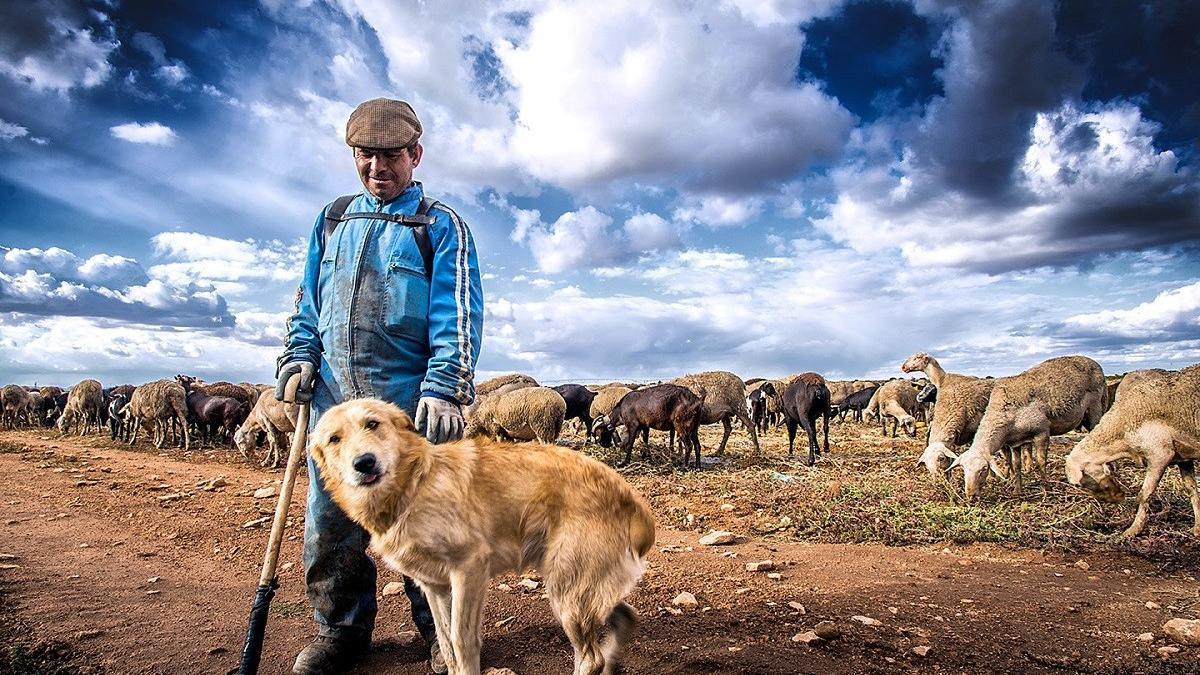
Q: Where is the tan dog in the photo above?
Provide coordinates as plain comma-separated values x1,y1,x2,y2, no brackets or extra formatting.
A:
309,398,656,675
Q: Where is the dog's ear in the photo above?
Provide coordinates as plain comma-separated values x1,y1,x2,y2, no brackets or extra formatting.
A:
388,405,417,433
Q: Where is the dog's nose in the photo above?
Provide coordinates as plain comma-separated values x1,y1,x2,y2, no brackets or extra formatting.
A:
352,453,378,474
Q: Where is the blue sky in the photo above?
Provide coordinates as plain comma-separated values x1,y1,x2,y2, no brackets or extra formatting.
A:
0,0,1198,387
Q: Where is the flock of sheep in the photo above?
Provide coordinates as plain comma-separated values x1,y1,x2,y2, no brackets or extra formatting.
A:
2,352,1198,541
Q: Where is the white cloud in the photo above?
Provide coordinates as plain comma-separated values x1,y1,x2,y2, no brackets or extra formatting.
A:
0,119,29,141
673,195,765,228
623,212,682,251
0,12,118,93
1,246,146,287
1063,281,1200,338
110,122,177,146
508,204,686,274
149,232,305,297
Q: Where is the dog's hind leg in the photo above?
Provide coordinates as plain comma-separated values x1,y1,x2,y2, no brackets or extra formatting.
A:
449,568,489,675
601,601,637,675
560,608,606,675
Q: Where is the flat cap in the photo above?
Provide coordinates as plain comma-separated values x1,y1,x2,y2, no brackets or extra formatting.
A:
345,98,422,149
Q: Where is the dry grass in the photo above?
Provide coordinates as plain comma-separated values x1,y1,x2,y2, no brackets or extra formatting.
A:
563,417,1200,567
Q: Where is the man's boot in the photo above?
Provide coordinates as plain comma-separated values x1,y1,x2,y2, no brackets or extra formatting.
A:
292,634,370,675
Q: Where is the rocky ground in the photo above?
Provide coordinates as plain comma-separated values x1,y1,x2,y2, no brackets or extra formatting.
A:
1,420,1199,674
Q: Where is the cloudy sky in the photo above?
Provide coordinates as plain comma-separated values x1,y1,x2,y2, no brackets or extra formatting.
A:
0,0,1197,387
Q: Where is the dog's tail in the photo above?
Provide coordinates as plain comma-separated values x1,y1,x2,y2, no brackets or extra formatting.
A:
601,601,637,675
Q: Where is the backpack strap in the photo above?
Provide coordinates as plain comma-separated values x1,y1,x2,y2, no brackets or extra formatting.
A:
318,193,437,279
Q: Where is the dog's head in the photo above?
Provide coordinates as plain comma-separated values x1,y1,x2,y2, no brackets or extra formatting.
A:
309,399,427,523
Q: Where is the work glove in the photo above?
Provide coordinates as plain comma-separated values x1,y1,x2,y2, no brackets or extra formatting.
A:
275,361,316,403
414,396,463,444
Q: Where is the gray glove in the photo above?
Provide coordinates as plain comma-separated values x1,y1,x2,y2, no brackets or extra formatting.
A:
275,361,315,403
414,396,463,444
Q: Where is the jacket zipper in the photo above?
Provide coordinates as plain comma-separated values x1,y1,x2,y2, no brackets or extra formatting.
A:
345,197,384,397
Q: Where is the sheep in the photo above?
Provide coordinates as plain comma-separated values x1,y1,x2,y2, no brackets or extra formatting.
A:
671,371,759,455
126,379,190,451
873,379,919,438
1,384,31,429
56,379,103,435
552,384,597,439
589,385,632,419
781,373,831,465
464,373,539,420
465,386,566,444
951,355,1107,500
234,389,299,468
1065,365,1200,540
592,383,705,467
176,375,257,410
177,377,248,447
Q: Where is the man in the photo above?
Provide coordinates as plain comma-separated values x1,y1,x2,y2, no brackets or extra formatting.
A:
276,98,484,674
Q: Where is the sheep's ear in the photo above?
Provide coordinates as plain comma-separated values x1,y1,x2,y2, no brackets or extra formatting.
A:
988,457,1007,478
941,447,959,459
948,454,963,470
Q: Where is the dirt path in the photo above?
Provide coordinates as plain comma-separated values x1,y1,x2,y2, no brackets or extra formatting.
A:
1,430,1197,674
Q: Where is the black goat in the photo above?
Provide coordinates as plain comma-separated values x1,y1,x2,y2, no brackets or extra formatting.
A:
837,385,879,423
747,382,777,435
179,379,247,447
552,384,597,438
782,373,831,466
108,393,130,441
593,384,705,468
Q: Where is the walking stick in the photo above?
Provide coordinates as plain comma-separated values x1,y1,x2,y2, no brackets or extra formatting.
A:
238,374,311,675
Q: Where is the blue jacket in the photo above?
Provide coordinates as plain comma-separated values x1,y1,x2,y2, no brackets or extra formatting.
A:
280,182,483,413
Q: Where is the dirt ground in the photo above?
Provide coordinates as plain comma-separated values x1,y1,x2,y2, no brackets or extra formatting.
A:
1,420,1199,674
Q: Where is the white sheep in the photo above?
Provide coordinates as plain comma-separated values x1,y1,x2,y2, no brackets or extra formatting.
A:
902,352,996,477
672,371,759,455
466,386,567,444
872,379,919,437
952,355,1107,500
1065,365,1200,540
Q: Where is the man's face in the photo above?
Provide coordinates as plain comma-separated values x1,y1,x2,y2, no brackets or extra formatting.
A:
354,144,422,202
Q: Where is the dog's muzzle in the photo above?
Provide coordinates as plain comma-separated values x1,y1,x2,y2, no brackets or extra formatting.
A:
352,452,383,485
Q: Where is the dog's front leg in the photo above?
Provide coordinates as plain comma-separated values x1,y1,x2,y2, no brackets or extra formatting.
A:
423,583,460,674
449,564,490,675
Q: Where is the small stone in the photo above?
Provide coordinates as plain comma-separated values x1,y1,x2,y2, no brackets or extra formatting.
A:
254,486,277,499
698,531,736,546
766,573,782,580
77,629,104,640
1073,560,1090,571
852,615,882,627
395,630,421,647
147,576,160,584
1138,632,1155,643
1163,618,1200,646
281,562,295,572
0,554,14,560
518,578,540,591
497,583,513,592
1146,601,1162,610
242,516,271,529
382,581,405,597
788,602,806,614
1157,645,1180,658
146,589,160,595
483,669,518,675
672,592,699,608
813,621,840,641
734,587,751,594
746,560,774,572
888,606,899,615
495,616,516,628
720,503,735,512
0,564,19,570
792,631,825,647
912,645,931,657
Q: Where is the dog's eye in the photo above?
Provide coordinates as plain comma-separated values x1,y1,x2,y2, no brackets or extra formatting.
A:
365,419,379,430
329,434,340,444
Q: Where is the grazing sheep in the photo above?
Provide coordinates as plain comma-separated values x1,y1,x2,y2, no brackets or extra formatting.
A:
952,355,1107,500
176,375,257,411
464,373,539,420
590,386,632,419
127,379,190,451
234,389,299,468
552,384,598,439
671,371,759,455
1,384,31,429
23,390,43,427
874,379,919,438
902,352,997,478
178,377,248,447
781,373,831,465
466,386,566,444
593,383,705,467
1065,365,1200,540
56,379,103,435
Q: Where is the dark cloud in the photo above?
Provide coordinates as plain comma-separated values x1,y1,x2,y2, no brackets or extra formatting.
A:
0,272,234,328
910,0,1084,199
0,0,118,92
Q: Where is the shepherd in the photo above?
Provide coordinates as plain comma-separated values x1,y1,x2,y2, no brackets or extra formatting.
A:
276,97,485,674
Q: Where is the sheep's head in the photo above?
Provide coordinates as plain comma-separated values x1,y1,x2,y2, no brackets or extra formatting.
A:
917,441,958,477
901,416,917,437
1065,448,1124,504
591,415,616,448
901,352,930,374
949,448,995,501
916,383,937,404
